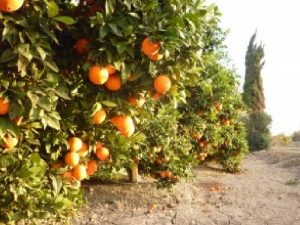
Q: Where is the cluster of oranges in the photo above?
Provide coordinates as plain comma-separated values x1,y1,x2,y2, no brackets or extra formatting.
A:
0,97,19,150
194,133,209,161
53,137,110,182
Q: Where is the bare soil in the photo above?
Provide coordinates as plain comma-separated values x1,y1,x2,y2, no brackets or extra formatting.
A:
72,147,300,225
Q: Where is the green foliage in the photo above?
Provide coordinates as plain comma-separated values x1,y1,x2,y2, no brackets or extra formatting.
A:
245,111,272,151
243,32,266,111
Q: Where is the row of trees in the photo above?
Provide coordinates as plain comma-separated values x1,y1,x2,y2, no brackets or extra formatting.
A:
0,0,249,224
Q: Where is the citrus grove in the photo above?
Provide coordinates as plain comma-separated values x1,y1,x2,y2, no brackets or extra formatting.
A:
0,0,248,223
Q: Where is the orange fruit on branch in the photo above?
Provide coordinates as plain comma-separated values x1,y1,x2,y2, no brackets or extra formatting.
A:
64,151,80,167
51,162,64,169
141,37,160,56
78,142,89,157
96,147,109,161
148,53,163,61
106,65,117,75
154,75,171,94
92,109,106,125
72,165,88,181
110,115,135,137
61,171,73,181
0,0,24,12
74,38,89,54
87,160,98,176
128,96,145,107
105,74,121,91
69,137,83,152
89,66,109,85
0,97,10,115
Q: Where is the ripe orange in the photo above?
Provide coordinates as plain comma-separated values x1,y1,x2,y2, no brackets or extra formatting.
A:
110,115,135,137
128,96,145,107
96,141,103,150
141,37,160,56
72,165,87,181
51,162,64,169
92,109,106,124
0,0,24,12
13,116,22,126
2,134,18,149
96,147,109,161
106,65,116,75
61,171,73,181
156,158,163,165
89,66,109,85
105,74,121,91
166,171,172,178
193,133,201,140
214,102,222,112
148,53,163,61
151,92,161,100
74,38,89,54
78,142,89,157
64,151,80,167
0,97,10,115
222,119,231,126
69,137,83,152
154,75,171,94
160,171,167,178
87,160,98,176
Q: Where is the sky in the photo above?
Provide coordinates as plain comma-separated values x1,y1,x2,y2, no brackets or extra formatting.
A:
209,0,300,135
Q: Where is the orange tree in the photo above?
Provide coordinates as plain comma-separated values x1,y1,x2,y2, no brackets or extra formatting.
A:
0,0,247,223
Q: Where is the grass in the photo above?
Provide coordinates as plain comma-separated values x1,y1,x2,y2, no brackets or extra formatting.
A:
285,178,299,186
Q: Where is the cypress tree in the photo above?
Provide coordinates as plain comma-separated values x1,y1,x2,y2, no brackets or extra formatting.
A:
243,32,272,151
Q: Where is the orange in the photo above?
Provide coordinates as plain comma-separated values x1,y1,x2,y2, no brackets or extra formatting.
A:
151,92,161,100
13,116,22,126
110,115,135,137
89,66,109,85
72,165,87,181
105,74,121,91
141,37,160,56
0,97,10,115
92,109,106,124
64,151,80,167
0,0,24,12
128,96,145,107
96,147,109,161
193,133,201,140
78,142,89,157
61,171,73,181
87,160,98,176
156,158,163,165
2,134,18,149
74,38,89,54
222,119,231,126
153,75,171,94
166,171,172,178
51,162,64,169
160,171,167,178
214,102,222,112
69,137,83,152
95,141,103,150
106,65,116,75
148,53,163,61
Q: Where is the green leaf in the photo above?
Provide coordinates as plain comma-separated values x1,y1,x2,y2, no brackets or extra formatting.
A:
0,117,20,138
105,0,116,15
0,48,16,63
101,100,117,107
51,175,63,195
47,1,59,17
53,85,71,100
53,16,76,25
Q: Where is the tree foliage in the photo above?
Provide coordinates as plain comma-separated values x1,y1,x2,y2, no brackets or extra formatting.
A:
242,32,271,151
0,0,248,223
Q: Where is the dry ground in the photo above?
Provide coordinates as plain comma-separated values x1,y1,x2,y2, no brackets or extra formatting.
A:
72,147,300,225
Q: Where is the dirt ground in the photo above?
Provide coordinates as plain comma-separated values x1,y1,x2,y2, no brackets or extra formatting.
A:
72,147,300,225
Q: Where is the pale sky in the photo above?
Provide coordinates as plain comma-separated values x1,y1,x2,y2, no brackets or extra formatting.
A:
210,0,300,135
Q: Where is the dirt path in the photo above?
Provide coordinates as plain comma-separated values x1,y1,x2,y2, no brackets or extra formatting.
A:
72,148,300,225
